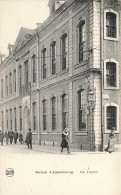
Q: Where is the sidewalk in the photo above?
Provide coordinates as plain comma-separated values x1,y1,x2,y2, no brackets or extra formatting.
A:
5,142,121,154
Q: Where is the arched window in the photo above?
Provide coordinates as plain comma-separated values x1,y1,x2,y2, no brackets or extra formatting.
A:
9,73,12,95
62,94,68,129
43,99,47,130
5,76,8,96
105,103,119,133
32,102,37,130
61,34,68,70
51,41,56,75
78,90,86,131
51,97,56,130
78,21,85,62
104,9,119,40
32,54,36,83
41,48,47,79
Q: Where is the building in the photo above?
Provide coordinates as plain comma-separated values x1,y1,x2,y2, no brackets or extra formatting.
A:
0,0,121,151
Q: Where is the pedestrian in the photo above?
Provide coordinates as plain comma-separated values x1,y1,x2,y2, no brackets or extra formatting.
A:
19,131,23,144
0,128,4,146
5,130,9,144
26,128,32,149
61,128,70,154
105,127,116,153
9,129,14,144
13,130,18,144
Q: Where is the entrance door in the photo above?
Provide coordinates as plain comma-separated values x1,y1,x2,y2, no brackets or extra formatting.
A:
23,106,30,141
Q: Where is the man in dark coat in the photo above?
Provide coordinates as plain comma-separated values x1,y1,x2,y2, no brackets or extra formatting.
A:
13,130,18,144
19,131,23,144
26,128,32,149
0,130,4,146
9,130,14,144
5,130,9,144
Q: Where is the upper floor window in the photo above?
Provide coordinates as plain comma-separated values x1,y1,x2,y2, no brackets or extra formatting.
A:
78,90,86,131
32,102,36,131
62,94,68,129
43,99,47,130
104,59,119,89
42,48,47,79
1,79,3,99
13,69,16,93
52,97,56,130
19,65,22,87
24,60,28,84
1,111,4,131
61,34,68,70
10,109,12,130
79,21,85,62
9,73,12,95
32,55,36,83
104,9,119,40
5,76,8,96
19,106,22,131
51,42,56,75
105,103,119,133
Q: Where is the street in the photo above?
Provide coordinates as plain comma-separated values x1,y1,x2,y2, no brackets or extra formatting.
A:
0,144,121,195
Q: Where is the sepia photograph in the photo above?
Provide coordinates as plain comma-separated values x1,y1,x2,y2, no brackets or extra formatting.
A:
0,0,121,194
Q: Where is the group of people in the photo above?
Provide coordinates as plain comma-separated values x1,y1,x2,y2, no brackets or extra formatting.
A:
0,129,23,146
0,126,116,153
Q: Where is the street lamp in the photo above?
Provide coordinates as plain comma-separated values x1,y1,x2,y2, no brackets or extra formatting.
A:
87,89,96,151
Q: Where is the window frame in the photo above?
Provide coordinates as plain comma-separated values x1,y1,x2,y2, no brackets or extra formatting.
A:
61,33,68,71
104,9,119,41
32,102,37,131
41,48,47,79
62,94,68,130
104,102,119,133
42,99,47,131
51,41,56,75
51,97,56,131
78,21,85,63
104,59,119,89
31,54,36,83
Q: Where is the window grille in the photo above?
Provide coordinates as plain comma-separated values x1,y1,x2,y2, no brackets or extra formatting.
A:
106,12,116,38
106,62,116,87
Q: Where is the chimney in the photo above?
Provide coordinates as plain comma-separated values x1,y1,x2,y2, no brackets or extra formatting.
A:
8,43,14,55
48,0,66,16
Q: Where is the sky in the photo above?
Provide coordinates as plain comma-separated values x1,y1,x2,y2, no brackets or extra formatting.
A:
0,0,49,56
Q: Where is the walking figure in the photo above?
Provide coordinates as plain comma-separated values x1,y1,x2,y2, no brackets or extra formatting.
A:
13,130,18,144
105,127,116,153
61,128,70,154
26,128,32,149
5,130,9,144
0,128,4,146
9,129,14,144
19,131,23,144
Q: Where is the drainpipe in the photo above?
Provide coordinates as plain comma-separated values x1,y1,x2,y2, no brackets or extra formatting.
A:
100,0,104,151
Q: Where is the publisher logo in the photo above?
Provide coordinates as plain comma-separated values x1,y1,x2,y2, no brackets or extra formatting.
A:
5,168,14,177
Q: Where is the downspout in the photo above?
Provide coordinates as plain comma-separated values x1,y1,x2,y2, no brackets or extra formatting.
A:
100,0,104,151
35,29,41,145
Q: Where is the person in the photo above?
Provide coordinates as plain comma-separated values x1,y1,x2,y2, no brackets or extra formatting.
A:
19,131,23,144
9,129,14,144
5,130,9,144
26,128,32,149
61,128,70,154
13,130,18,144
105,127,116,153
0,129,4,146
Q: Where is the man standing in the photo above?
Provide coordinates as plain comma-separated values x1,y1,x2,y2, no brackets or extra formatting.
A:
26,128,32,149
5,130,9,144
9,129,14,144
0,129,4,146
13,130,18,144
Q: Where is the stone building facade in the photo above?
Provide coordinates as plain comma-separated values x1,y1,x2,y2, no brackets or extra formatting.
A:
0,0,121,151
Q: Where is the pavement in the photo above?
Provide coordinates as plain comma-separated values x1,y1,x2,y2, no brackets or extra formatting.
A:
3,141,121,154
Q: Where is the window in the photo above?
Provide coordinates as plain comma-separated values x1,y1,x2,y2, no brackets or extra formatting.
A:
24,60,28,84
104,9,119,40
61,34,67,70
19,106,22,131
43,100,47,130
10,109,12,130
106,62,116,87
107,106,116,130
1,79,3,98
105,103,119,133
9,73,12,94
14,108,17,131
5,76,8,96
6,110,8,129
42,48,47,79
33,102,36,130
51,42,56,75
32,55,36,83
19,66,22,87
78,90,86,131
62,94,68,129
79,21,85,62
13,69,16,92
1,111,4,131
104,59,119,89
52,97,56,130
